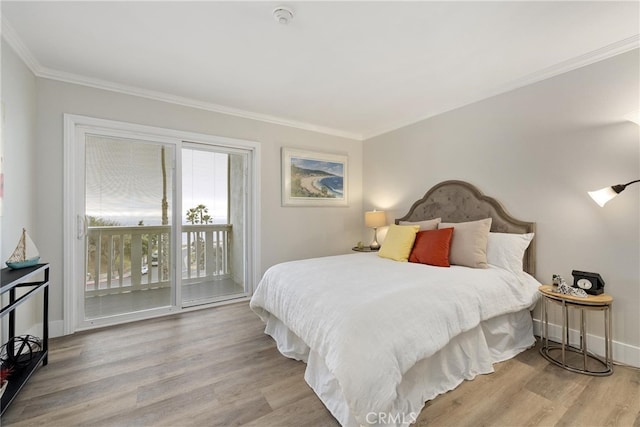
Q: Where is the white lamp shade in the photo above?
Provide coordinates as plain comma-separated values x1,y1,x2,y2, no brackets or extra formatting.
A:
365,210,386,228
588,187,618,207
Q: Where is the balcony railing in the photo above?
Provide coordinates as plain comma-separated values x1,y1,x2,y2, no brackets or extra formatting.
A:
85,224,232,297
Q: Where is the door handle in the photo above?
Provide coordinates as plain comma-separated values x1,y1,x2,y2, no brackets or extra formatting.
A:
77,215,86,240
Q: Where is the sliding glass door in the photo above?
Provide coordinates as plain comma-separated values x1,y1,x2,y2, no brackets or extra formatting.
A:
65,115,258,332
83,135,175,321
181,144,248,306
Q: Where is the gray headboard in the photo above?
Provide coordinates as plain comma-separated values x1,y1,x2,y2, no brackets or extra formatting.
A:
395,180,536,275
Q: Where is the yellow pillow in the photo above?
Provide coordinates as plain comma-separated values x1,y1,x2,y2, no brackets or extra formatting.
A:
378,224,420,262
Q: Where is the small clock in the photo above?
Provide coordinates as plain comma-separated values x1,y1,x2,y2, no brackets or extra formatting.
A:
571,270,605,295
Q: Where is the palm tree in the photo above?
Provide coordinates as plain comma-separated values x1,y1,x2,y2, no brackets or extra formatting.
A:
160,146,169,281
186,204,212,271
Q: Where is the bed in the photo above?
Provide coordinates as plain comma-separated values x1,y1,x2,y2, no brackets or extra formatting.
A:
250,180,541,426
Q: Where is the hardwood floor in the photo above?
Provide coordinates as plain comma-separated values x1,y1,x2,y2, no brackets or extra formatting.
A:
2,302,639,426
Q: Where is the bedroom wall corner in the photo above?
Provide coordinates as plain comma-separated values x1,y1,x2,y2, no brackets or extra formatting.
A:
362,49,640,367
1,40,42,337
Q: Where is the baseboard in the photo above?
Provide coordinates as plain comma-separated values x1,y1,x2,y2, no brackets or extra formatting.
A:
49,320,65,338
533,319,640,368
7,321,64,342
23,324,41,338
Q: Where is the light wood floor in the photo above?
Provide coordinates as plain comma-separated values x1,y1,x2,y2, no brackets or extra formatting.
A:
2,302,639,426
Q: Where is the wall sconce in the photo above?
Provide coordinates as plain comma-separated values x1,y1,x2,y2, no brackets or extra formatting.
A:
588,180,640,207
365,210,386,249
589,112,639,207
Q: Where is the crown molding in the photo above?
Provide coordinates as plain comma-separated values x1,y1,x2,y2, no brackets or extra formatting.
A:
1,17,362,141
362,35,640,140
3,13,636,143
1,16,43,75
37,67,363,140
494,34,640,97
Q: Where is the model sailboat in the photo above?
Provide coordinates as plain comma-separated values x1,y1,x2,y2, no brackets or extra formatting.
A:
6,228,40,269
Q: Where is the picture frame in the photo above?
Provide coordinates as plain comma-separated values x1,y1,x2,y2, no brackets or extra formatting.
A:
281,147,348,207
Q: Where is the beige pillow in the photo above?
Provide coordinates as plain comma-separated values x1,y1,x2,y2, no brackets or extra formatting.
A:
399,217,441,231
438,218,492,268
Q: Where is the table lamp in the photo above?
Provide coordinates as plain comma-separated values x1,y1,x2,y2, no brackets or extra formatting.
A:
365,210,386,250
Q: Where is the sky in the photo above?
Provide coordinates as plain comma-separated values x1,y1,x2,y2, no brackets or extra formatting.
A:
85,136,229,226
291,157,344,177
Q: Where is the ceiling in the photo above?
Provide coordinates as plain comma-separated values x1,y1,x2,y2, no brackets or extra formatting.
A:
2,1,639,140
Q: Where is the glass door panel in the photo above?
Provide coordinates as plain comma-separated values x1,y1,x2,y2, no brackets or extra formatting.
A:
84,135,175,320
181,145,247,306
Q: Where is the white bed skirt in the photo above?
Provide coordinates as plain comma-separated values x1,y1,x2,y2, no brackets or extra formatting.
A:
263,310,535,427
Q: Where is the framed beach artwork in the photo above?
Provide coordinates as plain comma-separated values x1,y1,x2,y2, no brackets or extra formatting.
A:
281,147,348,207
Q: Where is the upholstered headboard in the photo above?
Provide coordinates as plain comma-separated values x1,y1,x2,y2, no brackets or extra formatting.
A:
395,180,536,275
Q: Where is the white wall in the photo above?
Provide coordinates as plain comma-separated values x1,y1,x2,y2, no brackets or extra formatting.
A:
1,40,41,337
364,50,640,365
1,42,37,261
32,78,362,335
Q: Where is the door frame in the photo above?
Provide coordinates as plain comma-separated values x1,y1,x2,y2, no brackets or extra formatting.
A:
63,114,261,334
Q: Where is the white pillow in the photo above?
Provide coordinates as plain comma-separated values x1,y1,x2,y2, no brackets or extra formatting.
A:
486,232,534,273
399,217,441,231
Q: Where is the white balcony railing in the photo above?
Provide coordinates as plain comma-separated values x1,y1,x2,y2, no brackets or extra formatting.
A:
85,224,232,297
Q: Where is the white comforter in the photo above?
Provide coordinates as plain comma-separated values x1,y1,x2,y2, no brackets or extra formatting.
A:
250,253,540,425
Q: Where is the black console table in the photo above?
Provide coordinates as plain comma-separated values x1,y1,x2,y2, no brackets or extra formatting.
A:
0,263,50,415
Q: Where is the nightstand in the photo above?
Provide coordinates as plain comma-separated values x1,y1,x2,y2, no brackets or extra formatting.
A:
352,246,379,252
538,285,613,376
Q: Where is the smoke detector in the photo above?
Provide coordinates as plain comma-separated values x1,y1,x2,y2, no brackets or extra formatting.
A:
273,6,294,25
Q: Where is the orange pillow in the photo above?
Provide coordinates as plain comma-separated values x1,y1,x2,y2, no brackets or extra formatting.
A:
408,228,454,267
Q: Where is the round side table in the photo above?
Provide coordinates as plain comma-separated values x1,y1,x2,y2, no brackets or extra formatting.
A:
538,285,613,376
